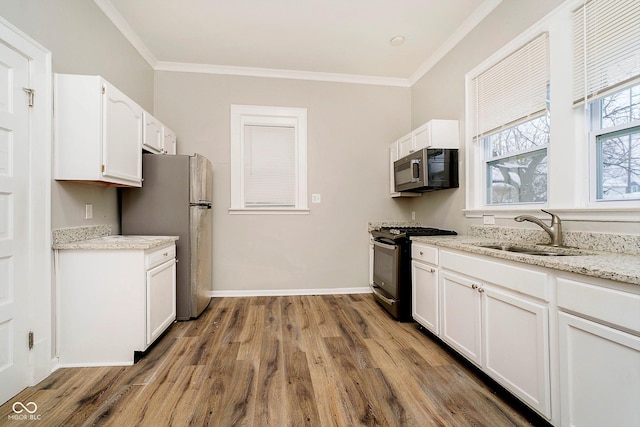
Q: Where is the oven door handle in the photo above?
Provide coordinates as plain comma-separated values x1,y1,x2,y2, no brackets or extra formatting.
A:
373,240,398,250
371,286,396,305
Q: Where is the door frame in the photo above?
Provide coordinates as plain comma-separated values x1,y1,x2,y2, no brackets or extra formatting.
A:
0,16,52,386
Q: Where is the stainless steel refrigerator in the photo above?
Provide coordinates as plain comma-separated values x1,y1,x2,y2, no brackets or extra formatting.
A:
121,153,213,320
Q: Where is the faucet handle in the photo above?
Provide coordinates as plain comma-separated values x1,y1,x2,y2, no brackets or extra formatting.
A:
541,209,561,224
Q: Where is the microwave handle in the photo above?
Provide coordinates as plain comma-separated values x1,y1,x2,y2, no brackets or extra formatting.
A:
411,159,421,182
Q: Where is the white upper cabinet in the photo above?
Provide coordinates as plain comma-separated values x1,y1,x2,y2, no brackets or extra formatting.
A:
54,74,143,187
142,111,164,154
412,119,459,150
143,111,177,155
394,119,460,161
163,126,177,155
397,133,414,158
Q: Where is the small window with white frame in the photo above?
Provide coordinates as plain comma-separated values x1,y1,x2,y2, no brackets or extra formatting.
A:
230,105,308,213
573,0,640,203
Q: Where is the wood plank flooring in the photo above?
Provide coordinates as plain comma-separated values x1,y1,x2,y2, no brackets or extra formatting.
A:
0,294,543,426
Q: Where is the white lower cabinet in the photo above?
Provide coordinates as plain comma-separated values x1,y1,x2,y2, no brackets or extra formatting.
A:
440,267,551,419
56,244,176,366
440,270,483,364
412,243,440,334
415,247,551,419
411,244,640,425
412,261,439,334
146,258,177,346
557,276,640,426
483,285,550,416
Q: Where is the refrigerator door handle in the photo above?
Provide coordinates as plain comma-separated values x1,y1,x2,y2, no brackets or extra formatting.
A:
190,201,212,209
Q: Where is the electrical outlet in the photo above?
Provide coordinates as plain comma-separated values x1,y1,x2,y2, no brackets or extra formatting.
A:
411,211,416,220
85,204,93,220
311,194,321,203
483,215,495,225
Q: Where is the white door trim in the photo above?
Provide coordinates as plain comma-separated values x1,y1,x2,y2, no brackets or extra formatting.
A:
0,16,53,387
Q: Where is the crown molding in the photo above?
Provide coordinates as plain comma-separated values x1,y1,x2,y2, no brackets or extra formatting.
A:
94,0,496,88
408,0,503,85
154,61,412,87
93,0,158,68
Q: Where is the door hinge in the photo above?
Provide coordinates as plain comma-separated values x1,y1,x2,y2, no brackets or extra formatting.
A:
28,331,34,350
23,87,35,107
102,85,106,94
101,164,105,172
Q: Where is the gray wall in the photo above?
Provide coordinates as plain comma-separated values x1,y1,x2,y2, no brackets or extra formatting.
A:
0,0,154,231
154,72,410,292
409,0,566,234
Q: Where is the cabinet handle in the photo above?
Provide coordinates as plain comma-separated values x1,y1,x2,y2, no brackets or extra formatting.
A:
478,287,485,293
471,284,478,290
163,252,168,256
419,251,424,255
428,268,435,273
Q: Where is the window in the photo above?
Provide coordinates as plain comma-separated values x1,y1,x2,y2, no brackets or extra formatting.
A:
485,114,550,204
471,33,550,206
573,0,640,203
230,105,308,213
589,83,640,201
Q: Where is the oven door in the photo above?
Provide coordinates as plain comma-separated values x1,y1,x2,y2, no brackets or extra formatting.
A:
372,239,400,299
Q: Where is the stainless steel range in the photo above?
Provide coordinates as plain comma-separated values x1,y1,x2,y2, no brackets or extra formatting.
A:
370,226,456,321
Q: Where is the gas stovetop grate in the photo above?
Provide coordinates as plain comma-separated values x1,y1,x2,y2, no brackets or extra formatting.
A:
372,226,457,239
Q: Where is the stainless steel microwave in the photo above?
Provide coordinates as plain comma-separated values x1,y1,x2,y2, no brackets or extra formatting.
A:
394,148,459,192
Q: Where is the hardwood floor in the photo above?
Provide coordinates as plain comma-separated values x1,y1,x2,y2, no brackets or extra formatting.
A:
1,294,542,426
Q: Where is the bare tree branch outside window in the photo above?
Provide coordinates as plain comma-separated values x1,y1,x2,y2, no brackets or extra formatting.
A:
594,83,640,201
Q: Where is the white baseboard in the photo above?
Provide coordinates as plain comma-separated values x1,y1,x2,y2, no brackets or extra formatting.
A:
210,286,373,298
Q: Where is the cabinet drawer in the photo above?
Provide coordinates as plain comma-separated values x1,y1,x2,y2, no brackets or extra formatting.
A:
557,277,640,334
441,250,549,301
412,243,438,265
146,245,176,270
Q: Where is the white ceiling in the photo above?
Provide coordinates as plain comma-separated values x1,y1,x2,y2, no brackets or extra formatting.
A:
96,0,502,86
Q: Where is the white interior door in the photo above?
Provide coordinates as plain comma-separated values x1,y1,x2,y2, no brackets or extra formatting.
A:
0,41,31,404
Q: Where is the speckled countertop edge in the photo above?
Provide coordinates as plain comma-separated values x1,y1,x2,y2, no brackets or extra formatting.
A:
411,235,640,286
52,225,178,250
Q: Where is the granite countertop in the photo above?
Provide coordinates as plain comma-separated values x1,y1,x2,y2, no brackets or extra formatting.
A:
51,225,178,250
411,234,640,286
53,235,179,250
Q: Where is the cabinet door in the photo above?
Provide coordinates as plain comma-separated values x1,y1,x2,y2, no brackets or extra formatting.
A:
440,271,482,365
412,261,439,334
146,258,177,346
483,286,551,417
559,312,640,426
102,82,143,186
143,112,163,153
397,133,414,158
163,127,177,155
413,121,431,150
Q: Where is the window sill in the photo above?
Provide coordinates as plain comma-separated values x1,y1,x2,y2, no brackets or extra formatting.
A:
464,207,640,223
229,208,310,215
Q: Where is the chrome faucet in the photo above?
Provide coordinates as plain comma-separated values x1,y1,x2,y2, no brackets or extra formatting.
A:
514,209,563,247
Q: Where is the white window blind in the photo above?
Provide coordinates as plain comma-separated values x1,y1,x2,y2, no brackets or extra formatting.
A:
573,0,640,104
243,124,296,208
471,33,549,139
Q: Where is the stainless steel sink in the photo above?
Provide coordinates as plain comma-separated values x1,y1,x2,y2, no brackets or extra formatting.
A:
474,244,589,257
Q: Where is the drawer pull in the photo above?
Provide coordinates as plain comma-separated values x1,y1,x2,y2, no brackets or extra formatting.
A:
472,284,478,290
163,252,168,256
419,251,424,255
